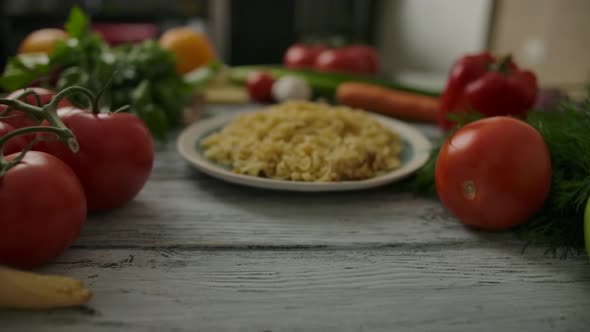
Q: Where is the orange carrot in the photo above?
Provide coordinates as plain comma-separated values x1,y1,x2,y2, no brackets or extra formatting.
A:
336,82,440,123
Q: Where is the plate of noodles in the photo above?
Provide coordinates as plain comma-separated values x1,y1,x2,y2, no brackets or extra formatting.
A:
177,101,432,191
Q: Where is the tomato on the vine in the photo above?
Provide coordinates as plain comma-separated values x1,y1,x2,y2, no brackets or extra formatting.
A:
283,44,326,69
342,45,379,74
36,108,154,212
314,49,368,75
435,116,551,230
0,151,86,269
0,122,28,155
0,88,71,129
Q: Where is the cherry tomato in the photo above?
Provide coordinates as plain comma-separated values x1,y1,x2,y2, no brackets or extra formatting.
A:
283,44,326,69
0,151,86,269
435,116,551,230
246,72,275,102
0,88,71,129
343,45,379,74
0,122,28,155
36,108,154,212
314,49,368,75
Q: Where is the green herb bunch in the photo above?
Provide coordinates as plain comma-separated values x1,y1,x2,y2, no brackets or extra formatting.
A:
407,95,590,256
0,6,193,140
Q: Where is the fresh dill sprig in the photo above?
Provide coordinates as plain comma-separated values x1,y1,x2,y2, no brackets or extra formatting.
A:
518,97,590,253
402,144,440,197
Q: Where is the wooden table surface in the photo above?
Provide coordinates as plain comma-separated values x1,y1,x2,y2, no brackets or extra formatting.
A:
2,105,589,331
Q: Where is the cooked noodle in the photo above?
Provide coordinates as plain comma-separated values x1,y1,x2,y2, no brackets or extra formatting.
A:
200,101,403,181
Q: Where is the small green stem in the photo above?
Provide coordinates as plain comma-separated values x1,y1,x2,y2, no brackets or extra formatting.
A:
112,105,130,113
17,89,42,107
0,126,78,177
0,85,105,177
489,54,513,74
0,98,45,118
0,90,43,123
48,86,100,114
95,70,119,110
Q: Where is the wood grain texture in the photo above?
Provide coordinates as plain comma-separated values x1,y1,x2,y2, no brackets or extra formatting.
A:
76,179,519,248
2,105,589,331
77,111,507,249
1,247,589,332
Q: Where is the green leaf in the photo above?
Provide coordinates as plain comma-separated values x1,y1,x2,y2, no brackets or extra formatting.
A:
135,103,169,141
131,80,152,105
65,5,90,38
184,61,220,88
0,54,50,91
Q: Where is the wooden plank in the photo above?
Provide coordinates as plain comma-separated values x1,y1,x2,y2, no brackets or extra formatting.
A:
1,247,588,331
81,106,459,248
76,178,518,248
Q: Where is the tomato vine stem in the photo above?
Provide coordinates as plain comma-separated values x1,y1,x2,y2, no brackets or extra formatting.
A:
0,126,77,177
0,86,100,176
48,86,99,114
0,90,44,123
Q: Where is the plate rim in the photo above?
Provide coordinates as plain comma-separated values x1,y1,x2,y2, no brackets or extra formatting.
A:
176,109,432,192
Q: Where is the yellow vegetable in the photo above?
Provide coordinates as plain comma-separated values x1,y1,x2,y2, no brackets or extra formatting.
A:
0,266,92,309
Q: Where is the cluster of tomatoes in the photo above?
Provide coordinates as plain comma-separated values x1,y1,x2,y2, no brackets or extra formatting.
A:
0,87,154,269
283,43,379,75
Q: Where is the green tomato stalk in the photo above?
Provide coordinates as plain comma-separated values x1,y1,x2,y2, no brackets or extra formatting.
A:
0,90,44,124
0,86,99,176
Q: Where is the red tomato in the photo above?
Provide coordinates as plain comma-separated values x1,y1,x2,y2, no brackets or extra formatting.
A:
246,72,275,102
314,49,368,74
36,108,154,212
343,45,379,74
0,122,28,155
435,117,551,230
283,44,326,69
0,151,86,269
0,88,71,129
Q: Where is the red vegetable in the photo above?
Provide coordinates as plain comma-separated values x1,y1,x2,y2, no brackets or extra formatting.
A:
36,108,154,212
0,122,28,155
0,88,71,129
435,116,551,230
438,52,538,131
283,44,326,69
0,151,87,269
314,48,368,75
342,45,379,74
245,72,275,102
313,45,379,75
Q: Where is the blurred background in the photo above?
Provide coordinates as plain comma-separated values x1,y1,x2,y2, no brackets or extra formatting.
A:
1,0,588,94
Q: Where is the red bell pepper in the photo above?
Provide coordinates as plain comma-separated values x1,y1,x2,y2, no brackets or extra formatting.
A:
438,52,538,131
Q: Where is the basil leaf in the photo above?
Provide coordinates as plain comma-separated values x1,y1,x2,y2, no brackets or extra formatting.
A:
65,6,89,38
0,54,50,91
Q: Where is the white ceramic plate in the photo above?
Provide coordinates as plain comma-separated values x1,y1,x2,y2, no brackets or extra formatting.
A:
177,111,432,192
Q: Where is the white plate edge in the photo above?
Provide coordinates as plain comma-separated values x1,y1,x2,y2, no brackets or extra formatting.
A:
176,110,433,192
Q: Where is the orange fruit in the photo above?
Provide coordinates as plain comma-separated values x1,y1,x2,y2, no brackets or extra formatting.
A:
18,28,68,54
159,27,216,75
